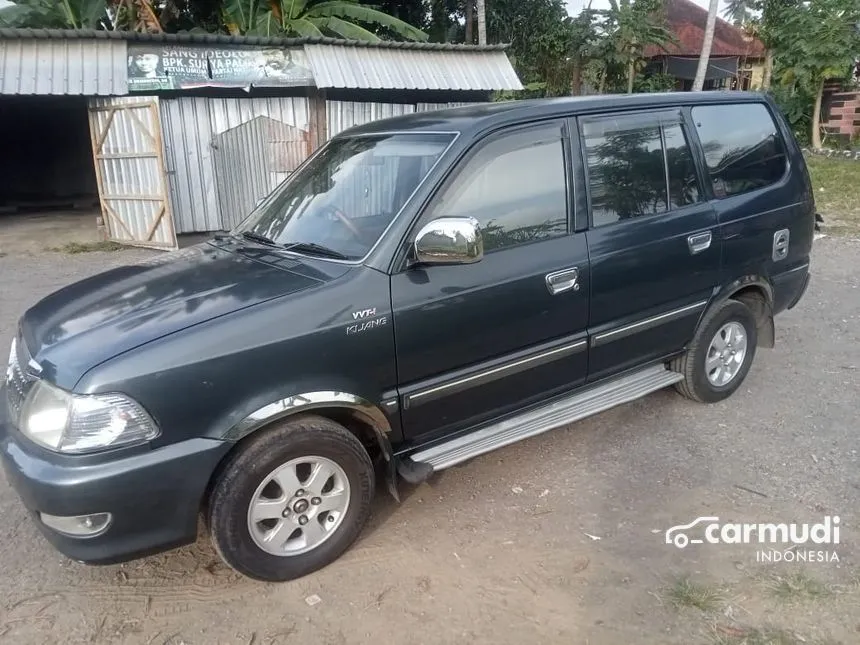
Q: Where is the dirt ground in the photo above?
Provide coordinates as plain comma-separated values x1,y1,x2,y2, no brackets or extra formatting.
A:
0,235,858,645
0,210,103,255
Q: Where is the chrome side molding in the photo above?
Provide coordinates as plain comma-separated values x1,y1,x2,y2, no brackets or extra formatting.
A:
403,339,587,408
226,391,393,442
591,301,708,347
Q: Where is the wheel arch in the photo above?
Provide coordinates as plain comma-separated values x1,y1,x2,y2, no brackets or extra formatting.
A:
205,392,399,510
707,276,775,349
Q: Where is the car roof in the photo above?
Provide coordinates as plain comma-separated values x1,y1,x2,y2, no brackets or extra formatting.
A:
340,91,768,138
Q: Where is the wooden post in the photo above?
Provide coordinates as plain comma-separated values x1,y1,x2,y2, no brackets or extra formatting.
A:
306,87,328,151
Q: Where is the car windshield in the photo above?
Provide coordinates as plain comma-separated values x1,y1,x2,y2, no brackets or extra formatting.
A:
232,132,454,260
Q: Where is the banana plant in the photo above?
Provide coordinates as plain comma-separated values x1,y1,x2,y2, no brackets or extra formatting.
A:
111,0,164,32
0,0,111,29
221,0,428,41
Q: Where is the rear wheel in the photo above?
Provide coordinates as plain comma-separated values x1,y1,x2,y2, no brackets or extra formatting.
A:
208,415,374,582
673,299,758,403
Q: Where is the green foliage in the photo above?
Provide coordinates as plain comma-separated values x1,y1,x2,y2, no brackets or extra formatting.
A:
0,0,111,29
219,0,428,40
768,0,860,144
633,71,676,93
771,0,860,95
722,0,754,26
769,84,812,145
487,0,575,96
594,0,677,93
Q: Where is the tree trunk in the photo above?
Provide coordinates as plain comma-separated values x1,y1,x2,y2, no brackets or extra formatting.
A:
465,0,474,44
627,59,635,94
571,58,582,96
761,49,773,90
598,68,606,93
811,77,825,149
692,0,719,91
476,0,487,45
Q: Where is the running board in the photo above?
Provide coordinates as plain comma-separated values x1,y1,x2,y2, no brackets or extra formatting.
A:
409,364,683,472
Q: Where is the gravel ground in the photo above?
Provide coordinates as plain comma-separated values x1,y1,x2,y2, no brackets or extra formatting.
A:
0,238,858,645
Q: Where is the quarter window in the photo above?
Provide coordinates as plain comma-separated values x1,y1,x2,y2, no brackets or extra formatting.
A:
583,113,701,227
691,103,787,198
425,124,568,252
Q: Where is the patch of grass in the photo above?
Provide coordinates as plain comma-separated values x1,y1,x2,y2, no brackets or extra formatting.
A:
805,153,860,237
665,576,725,611
765,571,828,602
709,624,838,645
47,240,130,254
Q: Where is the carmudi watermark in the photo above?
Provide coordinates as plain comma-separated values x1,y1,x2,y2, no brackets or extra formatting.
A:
664,516,840,563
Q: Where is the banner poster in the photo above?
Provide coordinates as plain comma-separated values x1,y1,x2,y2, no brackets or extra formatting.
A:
127,44,314,91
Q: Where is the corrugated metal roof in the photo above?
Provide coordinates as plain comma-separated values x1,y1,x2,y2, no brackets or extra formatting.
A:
305,45,522,91
0,37,126,95
0,28,509,51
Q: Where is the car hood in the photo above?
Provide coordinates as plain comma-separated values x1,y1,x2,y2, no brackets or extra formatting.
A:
19,240,345,389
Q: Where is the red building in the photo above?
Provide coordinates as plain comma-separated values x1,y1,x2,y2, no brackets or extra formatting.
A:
644,0,766,91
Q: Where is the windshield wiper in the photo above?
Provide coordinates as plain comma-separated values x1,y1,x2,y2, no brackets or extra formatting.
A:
241,231,278,246
281,241,350,260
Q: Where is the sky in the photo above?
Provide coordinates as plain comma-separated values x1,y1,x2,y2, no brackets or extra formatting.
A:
565,0,728,14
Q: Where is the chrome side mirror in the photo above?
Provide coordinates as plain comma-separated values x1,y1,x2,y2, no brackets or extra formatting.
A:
413,216,484,266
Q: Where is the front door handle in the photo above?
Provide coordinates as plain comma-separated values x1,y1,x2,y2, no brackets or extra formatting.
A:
545,267,580,295
688,231,712,255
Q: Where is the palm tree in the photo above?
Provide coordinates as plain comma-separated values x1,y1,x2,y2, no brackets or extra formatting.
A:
476,0,486,45
692,0,719,91
221,0,428,41
722,0,753,26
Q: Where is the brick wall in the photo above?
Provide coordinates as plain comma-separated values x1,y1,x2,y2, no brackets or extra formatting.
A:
822,82,860,141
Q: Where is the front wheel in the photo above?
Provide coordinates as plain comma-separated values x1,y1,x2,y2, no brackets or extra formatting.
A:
208,415,374,582
673,299,758,403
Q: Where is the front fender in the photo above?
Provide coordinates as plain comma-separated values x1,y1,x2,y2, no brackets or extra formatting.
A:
223,390,392,444
221,390,399,501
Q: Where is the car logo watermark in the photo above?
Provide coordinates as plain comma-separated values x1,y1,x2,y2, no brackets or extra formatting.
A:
664,516,841,563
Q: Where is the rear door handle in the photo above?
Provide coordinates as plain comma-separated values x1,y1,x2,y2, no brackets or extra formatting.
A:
545,267,580,295
688,231,712,255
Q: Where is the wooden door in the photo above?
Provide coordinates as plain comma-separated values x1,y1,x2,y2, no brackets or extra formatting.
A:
88,97,177,249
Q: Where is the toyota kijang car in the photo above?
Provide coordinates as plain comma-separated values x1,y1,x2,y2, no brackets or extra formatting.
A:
1,92,813,581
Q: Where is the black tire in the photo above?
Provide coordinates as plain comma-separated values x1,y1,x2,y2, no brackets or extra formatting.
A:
672,299,758,403
208,415,374,582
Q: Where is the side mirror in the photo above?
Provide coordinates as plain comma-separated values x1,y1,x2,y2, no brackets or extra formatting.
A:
413,216,484,266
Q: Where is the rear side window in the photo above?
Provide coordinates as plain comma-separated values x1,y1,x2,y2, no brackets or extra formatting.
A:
691,103,787,198
582,112,701,227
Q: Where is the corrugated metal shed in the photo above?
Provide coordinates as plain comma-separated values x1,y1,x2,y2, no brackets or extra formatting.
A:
0,37,126,95
0,29,522,95
160,96,309,234
327,101,415,137
305,44,523,91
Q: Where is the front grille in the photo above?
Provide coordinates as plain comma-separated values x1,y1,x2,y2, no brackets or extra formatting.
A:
6,334,36,424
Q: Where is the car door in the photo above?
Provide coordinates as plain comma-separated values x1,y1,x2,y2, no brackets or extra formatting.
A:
390,120,590,442
579,109,720,381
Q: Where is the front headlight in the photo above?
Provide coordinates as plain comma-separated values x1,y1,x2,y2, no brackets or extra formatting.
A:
19,381,159,454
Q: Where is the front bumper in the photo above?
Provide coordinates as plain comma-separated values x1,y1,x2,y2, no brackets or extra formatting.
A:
0,387,231,564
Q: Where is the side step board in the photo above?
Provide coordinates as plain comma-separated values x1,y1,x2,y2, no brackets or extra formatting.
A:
409,364,684,472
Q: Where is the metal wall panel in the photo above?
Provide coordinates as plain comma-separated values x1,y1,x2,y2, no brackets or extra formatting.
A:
1,39,126,95
326,101,415,137
306,45,523,91
159,96,310,234
159,97,220,234
415,102,479,112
